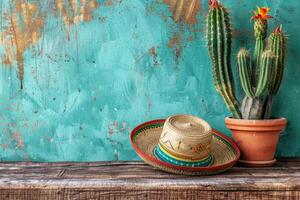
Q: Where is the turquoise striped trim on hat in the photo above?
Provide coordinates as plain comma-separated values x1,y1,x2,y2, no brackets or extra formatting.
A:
153,145,213,167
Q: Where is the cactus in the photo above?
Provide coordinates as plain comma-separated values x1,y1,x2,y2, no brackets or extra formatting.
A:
206,1,287,120
253,18,268,83
241,96,264,120
238,11,273,120
207,0,242,119
237,49,254,98
255,50,273,97
238,50,273,119
263,26,287,118
268,26,286,96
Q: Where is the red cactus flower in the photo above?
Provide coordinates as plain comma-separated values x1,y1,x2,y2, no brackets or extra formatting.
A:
274,25,283,33
209,0,220,8
252,6,273,20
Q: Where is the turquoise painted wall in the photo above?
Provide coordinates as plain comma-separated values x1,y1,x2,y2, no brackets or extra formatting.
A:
0,0,299,161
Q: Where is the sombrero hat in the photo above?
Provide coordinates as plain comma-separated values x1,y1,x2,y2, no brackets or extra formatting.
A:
130,115,240,175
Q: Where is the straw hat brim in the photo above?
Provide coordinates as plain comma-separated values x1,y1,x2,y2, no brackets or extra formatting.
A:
130,119,240,175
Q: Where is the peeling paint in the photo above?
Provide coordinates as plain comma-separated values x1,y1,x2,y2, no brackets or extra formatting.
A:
164,0,201,24
168,32,181,48
108,122,129,135
104,0,114,6
55,0,99,40
0,1,44,89
11,131,24,149
149,46,159,66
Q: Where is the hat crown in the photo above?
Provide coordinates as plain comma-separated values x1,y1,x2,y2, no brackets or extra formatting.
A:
159,114,212,161
168,115,211,136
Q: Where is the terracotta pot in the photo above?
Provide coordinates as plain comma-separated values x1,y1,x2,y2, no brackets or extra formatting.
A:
225,117,287,167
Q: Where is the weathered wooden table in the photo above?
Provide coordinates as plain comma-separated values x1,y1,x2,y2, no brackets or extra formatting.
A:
0,159,299,200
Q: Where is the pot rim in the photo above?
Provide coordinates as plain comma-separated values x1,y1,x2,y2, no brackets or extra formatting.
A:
225,117,287,121
225,117,287,129
225,116,287,122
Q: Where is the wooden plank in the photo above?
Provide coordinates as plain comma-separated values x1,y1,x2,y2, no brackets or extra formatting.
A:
0,159,299,199
0,189,299,200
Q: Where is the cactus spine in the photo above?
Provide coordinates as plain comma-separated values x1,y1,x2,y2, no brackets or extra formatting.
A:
207,1,242,119
206,1,287,120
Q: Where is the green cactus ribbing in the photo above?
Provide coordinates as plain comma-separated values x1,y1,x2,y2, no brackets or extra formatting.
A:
237,49,273,119
254,39,264,83
269,27,286,95
255,50,273,97
237,49,254,97
263,26,286,118
207,5,241,118
237,49,272,98
253,19,268,86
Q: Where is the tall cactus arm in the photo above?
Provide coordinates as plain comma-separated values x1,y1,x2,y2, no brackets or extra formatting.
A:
268,25,286,95
207,7,232,113
237,49,255,97
255,50,273,97
253,19,268,85
263,26,286,119
207,7,223,95
254,38,264,82
220,6,236,100
216,7,240,112
206,1,241,118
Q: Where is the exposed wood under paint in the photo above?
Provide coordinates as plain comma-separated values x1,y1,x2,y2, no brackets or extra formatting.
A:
164,0,201,24
0,159,299,199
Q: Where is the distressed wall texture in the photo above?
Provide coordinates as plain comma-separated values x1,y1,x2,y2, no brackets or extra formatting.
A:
0,0,299,161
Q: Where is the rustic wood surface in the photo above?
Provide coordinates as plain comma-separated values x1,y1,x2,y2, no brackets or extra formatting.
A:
0,159,299,199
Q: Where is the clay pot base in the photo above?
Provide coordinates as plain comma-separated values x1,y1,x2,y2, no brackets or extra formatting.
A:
238,159,276,167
